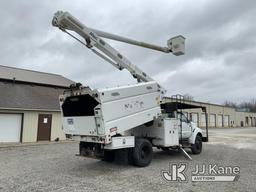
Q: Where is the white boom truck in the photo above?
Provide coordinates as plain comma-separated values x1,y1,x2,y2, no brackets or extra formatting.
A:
52,11,208,167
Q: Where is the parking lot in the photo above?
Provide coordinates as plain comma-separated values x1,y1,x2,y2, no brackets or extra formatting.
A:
0,127,256,192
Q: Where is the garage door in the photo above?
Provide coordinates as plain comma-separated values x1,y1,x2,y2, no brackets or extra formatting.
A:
218,114,223,127
0,114,22,143
191,113,199,126
224,115,229,127
201,113,206,127
210,114,216,127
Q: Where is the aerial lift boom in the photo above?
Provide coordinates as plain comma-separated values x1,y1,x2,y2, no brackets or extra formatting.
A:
52,11,185,95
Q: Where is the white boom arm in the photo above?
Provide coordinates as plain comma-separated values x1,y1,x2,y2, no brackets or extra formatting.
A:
52,11,185,94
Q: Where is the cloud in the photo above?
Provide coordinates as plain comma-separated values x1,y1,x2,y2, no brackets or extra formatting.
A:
0,0,256,104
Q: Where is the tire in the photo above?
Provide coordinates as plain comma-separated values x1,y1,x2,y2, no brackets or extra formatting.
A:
103,150,115,162
132,138,153,167
191,135,202,154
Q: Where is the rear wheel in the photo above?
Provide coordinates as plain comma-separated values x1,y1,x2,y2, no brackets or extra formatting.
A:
103,150,115,162
132,138,153,167
191,135,202,154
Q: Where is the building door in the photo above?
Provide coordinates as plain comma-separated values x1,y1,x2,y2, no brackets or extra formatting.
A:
201,113,206,127
217,114,223,127
0,114,22,143
210,114,216,127
224,115,229,127
245,117,249,126
37,114,52,141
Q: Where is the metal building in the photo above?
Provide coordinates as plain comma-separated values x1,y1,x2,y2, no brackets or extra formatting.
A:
0,65,74,143
164,97,256,128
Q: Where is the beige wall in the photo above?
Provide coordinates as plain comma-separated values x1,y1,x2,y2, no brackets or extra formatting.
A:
235,111,256,127
22,111,38,142
51,112,66,141
0,109,66,142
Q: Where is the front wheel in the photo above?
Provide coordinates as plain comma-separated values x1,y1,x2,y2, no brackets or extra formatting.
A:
191,135,202,154
132,138,153,167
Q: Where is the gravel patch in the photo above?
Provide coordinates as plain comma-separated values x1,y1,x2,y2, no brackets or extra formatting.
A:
0,128,256,192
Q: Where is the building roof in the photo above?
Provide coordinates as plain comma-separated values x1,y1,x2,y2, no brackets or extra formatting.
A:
0,81,65,110
0,65,74,88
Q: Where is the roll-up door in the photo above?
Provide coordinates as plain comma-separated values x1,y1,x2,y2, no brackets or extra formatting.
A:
210,114,216,127
0,114,22,143
224,115,229,127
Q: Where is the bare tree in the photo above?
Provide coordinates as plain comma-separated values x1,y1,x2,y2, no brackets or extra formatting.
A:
239,99,256,112
224,99,256,112
223,100,237,108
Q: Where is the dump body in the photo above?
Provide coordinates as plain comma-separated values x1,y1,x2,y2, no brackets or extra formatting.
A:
60,81,161,144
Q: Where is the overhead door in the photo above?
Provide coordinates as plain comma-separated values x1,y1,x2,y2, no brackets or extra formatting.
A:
0,114,22,143
210,114,216,127
218,114,223,127
201,113,206,127
224,115,229,127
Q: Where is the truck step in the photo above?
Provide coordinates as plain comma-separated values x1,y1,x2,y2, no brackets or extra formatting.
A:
179,147,192,160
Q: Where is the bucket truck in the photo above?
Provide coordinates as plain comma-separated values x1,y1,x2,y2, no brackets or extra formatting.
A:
52,11,208,167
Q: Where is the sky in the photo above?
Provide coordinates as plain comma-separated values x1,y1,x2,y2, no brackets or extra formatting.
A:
1,0,256,104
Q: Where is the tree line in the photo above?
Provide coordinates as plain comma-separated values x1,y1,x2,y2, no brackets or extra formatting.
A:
183,94,256,113
224,99,256,112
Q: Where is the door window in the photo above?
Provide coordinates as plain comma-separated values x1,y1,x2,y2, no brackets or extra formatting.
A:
178,112,189,123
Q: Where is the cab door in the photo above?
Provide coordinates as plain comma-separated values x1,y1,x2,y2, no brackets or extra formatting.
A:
178,112,192,138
